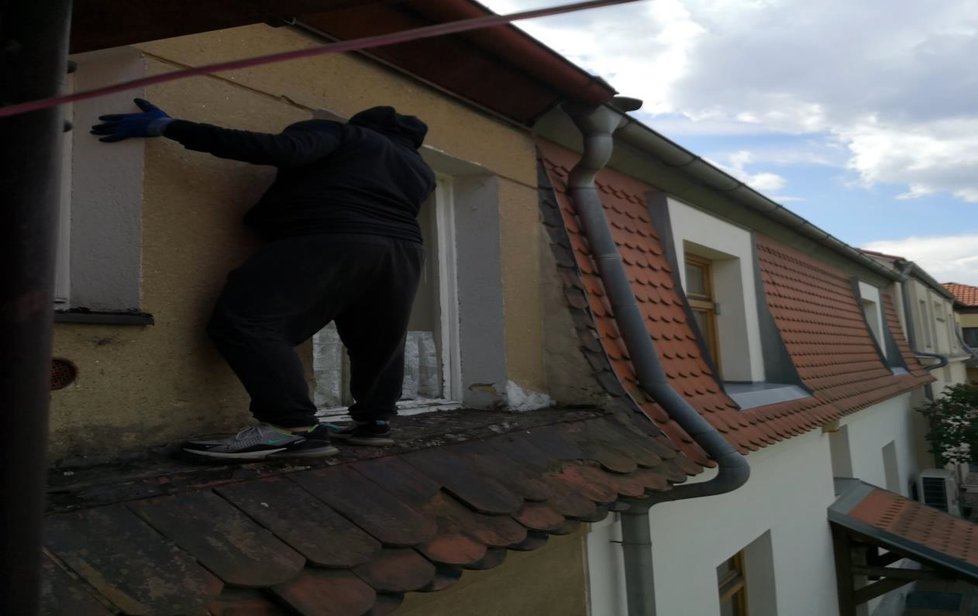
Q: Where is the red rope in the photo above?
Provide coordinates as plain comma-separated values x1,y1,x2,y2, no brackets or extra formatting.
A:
0,0,641,119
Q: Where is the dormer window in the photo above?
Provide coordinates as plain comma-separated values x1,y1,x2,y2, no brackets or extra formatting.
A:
663,196,808,410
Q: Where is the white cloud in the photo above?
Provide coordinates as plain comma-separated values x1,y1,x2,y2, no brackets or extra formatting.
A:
715,150,787,191
485,0,705,114
862,234,978,285
487,0,978,205
841,118,978,203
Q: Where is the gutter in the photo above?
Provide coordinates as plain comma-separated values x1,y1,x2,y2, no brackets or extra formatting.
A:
564,100,750,616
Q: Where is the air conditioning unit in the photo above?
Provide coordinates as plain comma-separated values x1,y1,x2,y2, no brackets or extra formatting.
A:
917,469,960,516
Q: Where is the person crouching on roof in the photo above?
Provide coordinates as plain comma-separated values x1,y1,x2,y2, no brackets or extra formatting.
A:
92,100,435,460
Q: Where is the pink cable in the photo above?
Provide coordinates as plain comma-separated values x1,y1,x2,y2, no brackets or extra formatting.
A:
0,0,640,119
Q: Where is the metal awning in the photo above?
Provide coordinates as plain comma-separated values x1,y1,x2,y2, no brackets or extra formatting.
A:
829,479,978,616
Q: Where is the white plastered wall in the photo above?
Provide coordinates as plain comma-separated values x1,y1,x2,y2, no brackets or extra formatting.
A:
586,395,921,616
589,429,838,616
667,198,764,382
838,393,919,496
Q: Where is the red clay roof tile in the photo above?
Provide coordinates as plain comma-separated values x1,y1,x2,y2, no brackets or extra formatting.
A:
537,139,933,463
945,282,978,307
832,481,978,579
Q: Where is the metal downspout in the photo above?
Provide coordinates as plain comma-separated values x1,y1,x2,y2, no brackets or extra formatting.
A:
565,101,750,616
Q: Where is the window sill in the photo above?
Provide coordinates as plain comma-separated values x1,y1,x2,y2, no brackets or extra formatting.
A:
316,399,462,420
54,310,154,326
725,381,809,410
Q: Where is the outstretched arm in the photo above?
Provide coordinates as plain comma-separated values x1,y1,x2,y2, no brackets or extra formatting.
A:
91,99,343,167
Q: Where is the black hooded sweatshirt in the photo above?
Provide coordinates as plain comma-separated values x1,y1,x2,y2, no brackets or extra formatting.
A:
163,106,436,243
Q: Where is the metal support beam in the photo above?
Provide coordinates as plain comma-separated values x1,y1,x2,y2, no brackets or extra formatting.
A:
0,1,73,614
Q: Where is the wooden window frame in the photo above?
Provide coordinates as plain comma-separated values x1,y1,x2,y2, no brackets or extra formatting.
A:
718,551,748,615
685,253,720,370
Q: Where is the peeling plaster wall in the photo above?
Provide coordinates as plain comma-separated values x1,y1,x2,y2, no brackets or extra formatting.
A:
538,214,610,406
49,24,543,458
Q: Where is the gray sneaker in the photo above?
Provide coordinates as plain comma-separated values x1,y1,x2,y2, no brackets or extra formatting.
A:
183,423,339,460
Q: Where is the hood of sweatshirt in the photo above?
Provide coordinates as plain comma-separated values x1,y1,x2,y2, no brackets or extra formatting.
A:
348,106,429,149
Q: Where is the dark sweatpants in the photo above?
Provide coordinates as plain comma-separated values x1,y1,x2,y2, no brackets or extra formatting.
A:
206,234,424,428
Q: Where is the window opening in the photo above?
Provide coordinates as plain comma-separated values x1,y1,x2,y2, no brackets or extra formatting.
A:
717,551,748,616
685,253,720,372
314,177,460,417
919,299,933,349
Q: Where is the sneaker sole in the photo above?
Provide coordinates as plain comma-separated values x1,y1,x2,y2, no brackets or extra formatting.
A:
345,436,395,447
183,447,288,460
269,445,339,458
183,445,339,460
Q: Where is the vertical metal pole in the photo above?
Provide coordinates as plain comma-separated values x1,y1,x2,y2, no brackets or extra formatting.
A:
0,1,73,614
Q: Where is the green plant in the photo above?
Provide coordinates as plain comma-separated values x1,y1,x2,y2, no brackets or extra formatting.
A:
918,384,978,466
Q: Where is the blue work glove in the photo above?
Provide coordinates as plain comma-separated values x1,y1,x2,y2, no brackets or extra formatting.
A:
90,98,173,142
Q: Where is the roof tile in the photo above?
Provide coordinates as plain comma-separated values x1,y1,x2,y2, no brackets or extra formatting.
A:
45,505,223,615
39,554,115,616
215,477,380,569
128,491,305,588
945,282,978,307
537,139,933,461
290,466,437,548
271,569,376,616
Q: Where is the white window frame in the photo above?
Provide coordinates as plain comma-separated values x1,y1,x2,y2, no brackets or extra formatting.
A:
858,281,885,358
668,197,764,383
56,48,146,314
399,175,462,414
54,69,74,307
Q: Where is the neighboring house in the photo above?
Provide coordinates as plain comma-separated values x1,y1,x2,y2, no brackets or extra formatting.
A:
862,251,972,395
38,3,978,616
532,108,978,615
943,282,978,384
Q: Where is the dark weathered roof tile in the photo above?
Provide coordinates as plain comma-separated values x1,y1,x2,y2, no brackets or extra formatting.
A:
402,448,524,515
45,505,222,615
271,569,376,616
207,588,292,616
215,477,380,569
291,466,437,547
45,406,698,613
129,491,306,588
39,554,114,616
352,548,437,593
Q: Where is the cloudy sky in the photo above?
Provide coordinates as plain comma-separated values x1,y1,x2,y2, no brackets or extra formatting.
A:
484,0,978,285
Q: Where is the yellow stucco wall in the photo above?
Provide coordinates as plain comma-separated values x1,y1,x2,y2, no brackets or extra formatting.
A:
49,24,547,457
396,530,589,616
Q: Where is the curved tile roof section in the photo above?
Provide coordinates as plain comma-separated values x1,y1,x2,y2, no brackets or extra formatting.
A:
830,480,978,581
755,235,932,411
537,139,933,464
41,414,693,615
945,282,978,307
